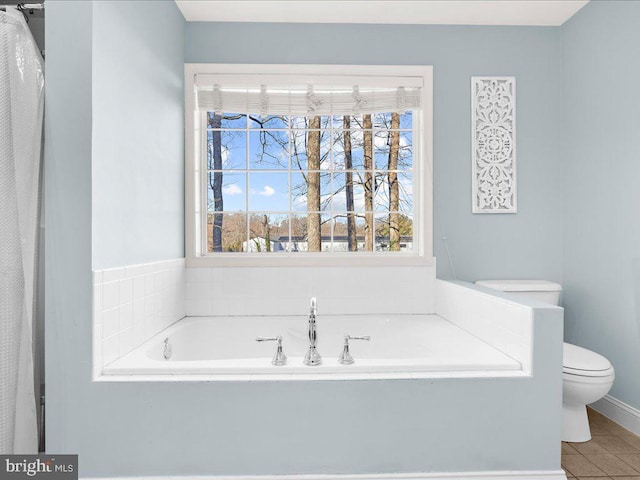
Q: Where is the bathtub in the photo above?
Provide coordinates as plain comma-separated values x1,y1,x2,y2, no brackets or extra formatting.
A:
102,314,524,380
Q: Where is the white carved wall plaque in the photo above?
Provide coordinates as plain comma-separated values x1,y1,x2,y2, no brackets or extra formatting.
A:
471,77,516,213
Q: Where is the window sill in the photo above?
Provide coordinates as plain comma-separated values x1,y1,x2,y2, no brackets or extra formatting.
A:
186,253,434,268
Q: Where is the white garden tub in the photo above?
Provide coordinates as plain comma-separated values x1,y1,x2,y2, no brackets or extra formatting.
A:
102,314,524,380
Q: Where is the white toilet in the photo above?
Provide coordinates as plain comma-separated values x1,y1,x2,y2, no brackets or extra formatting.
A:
476,279,615,443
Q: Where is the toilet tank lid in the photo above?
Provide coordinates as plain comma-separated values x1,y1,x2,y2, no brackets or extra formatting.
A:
476,279,562,292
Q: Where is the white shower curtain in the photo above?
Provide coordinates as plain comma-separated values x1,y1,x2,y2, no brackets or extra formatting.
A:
0,7,44,454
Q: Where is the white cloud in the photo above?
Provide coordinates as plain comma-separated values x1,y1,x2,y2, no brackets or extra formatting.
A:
291,116,308,129
293,194,307,209
222,184,243,196
399,173,413,197
257,185,276,197
374,131,389,150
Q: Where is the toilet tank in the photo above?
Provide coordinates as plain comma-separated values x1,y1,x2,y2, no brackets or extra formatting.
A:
475,280,562,306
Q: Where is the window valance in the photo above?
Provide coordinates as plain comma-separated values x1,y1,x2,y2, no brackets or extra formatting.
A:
194,74,422,116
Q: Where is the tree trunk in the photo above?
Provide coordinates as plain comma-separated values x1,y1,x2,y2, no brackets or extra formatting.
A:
388,113,400,251
307,116,321,252
210,113,223,252
363,114,374,251
262,214,271,252
343,116,357,251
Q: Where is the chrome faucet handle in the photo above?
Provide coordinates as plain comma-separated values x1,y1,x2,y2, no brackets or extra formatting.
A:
338,335,370,365
346,335,370,341
256,336,287,366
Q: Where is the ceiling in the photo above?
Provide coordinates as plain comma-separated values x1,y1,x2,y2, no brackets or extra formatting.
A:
175,0,589,26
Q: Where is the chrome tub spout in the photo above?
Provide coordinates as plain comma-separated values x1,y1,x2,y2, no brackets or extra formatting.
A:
304,297,321,366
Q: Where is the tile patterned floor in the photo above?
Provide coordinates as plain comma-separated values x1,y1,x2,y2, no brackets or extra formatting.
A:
562,408,640,479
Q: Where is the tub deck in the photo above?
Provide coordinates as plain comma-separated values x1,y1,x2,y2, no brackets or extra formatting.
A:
101,314,523,380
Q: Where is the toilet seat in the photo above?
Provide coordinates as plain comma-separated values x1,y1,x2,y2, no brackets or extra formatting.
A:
563,342,613,377
563,365,615,378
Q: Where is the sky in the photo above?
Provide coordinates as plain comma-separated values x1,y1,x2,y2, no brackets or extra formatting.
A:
206,113,413,214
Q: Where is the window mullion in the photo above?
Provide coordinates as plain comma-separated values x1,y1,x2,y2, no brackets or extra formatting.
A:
245,112,250,253
288,115,292,252
329,110,334,253
200,110,208,256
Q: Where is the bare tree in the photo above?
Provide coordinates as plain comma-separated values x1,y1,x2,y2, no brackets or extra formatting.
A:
343,116,357,251
220,213,246,252
208,113,224,252
306,116,322,251
208,111,410,254
249,115,289,169
363,114,374,251
388,112,400,251
262,214,271,252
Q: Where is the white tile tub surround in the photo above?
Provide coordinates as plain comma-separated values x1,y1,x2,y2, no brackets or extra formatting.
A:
436,280,535,374
92,258,186,377
185,264,437,317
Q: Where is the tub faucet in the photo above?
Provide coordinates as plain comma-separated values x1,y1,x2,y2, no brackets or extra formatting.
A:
256,336,287,366
304,297,322,366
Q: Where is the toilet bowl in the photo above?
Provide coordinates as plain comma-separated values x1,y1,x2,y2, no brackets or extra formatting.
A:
475,279,614,443
562,342,615,442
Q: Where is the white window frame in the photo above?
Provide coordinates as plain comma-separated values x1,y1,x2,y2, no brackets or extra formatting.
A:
185,64,433,267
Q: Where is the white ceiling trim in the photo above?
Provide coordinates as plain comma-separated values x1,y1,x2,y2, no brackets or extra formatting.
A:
175,0,589,27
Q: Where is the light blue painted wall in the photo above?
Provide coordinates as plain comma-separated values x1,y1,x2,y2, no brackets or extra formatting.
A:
44,0,93,460
562,1,640,410
186,22,564,284
45,9,566,474
91,0,185,269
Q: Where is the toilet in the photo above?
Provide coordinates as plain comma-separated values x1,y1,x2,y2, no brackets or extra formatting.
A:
475,279,615,443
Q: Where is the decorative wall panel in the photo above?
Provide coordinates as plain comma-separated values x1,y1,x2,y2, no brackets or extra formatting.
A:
472,77,516,213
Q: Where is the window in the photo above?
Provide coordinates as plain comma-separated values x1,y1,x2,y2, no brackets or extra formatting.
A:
185,65,433,266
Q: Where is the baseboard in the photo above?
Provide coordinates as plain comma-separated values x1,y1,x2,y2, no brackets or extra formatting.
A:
592,394,640,436
83,470,567,480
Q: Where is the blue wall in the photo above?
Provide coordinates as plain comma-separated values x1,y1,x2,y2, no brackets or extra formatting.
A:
92,0,185,269
562,1,640,410
187,22,564,283
44,0,93,461
45,8,566,475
